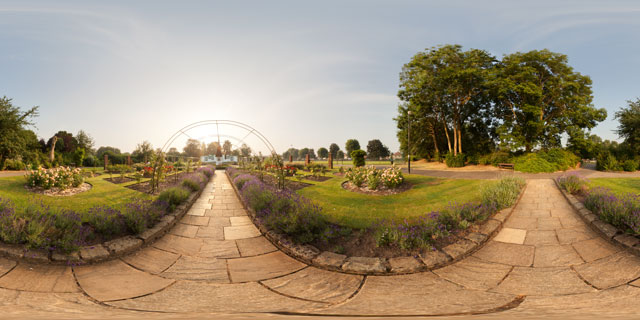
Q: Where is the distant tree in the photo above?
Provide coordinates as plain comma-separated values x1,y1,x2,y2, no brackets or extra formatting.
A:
345,139,360,157
299,148,310,159
308,148,317,159
96,146,121,159
206,142,221,156
167,147,180,157
0,96,40,169
73,148,85,167
47,131,77,154
76,130,95,155
317,147,329,159
615,99,640,154
183,139,202,158
239,143,252,157
366,139,390,160
282,148,299,160
329,143,340,158
337,150,345,160
223,140,232,155
132,140,153,163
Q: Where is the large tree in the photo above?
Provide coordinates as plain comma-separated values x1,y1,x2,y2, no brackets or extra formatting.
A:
397,44,495,156
366,139,391,160
183,139,202,158
0,97,39,169
317,147,329,159
282,148,299,160
329,143,340,158
492,49,606,151
222,140,232,155
132,140,153,163
615,98,640,154
76,130,95,155
345,139,360,157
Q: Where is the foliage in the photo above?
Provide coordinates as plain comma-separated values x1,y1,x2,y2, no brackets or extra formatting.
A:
75,130,95,155
514,149,579,173
345,139,360,157
584,187,640,235
557,173,588,195
596,152,621,171
25,166,84,190
622,159,639,172
329,143,340,158
480,177,526,210
351,149,366,167
0,96,39,169
73,148,85,167
157,187,191,211
445,153,466,167
132,140,153,163
196,166,215,178
366,139,391,160
345,165,404,190
615,99,640,154
183,139,202,158
317,147,329,159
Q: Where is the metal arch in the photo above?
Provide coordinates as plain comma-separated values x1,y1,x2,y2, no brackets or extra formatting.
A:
161,120,277,156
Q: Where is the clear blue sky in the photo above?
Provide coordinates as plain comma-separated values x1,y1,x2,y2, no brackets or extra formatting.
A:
1,0,639,154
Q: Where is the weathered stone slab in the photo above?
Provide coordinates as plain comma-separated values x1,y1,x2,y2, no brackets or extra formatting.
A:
0,258,17,277
74,260,174,301
614,234,640,248
573,252,640,289
479,219,501,236
434,256,512,290
22,249,50,263
224,225,261,240
0,264,77,293
419,250,451,269
161,256,228,282
494,228,527,244
0,243,25,259
229,216,252,226
104,236,143,256
122,246,180,274
465,232,488,244
584,213,598,223
342,256,387,274
79,245,110,262
524,230,559,246
262,267,363,303
286,243,320,261
236,236,277,257
533,245,584,267
495,266,595,296
388,256,424,273
51,251,81,263
153,234,203,256
536,217,562,230
572,237,620,262
442,239,477,260
180,215,210,226
227,251,305,282
504,217,537,230
473,241,534,267
198,239,240,258
592,221,619,239
195,226,225,240
170,223,199,238
187,208,206,216
492,209,512,222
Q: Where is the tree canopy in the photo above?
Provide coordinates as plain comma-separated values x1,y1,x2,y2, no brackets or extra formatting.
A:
0,96,39,168
366,139,390,160
345,139,360,157
329,143,340,158
615,99,640,154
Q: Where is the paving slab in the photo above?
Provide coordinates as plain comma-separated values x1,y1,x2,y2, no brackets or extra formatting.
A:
161,255,229,282
556,228,596,245
198,239,240,258
208,216,231,227
434,256,512,290
196,226,225,240
224,225,261,240
74,260,174,301
227,251,306,283
186,208,206,216
180,216,210,226
494,228,527,244
573,251,640,289
494,266,595,296
108,281,325,313
236,236,277,257
121,246,180,274
0,264,77,293
533,245,584,267
262,267,363,303
524,230,559,246
473,241,535,267
170,223,199,238
153,234,203,256
572,237,620,262
0,257,16,277
229,216,252,226
537,217,563,230
323,272,515,315
504,217,537,230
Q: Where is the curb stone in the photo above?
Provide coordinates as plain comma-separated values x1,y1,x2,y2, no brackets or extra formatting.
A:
227,170,528,275
0,173,213,265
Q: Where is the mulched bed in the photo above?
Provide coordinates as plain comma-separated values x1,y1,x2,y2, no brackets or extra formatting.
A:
341,181,413,196
104,177,135,184
25,183,93,197
260,173,313,191
126,172,192,195
301,175,332,182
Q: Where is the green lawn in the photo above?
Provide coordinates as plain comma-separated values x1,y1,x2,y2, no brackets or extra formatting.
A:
0,174,150,212
296,174,494,229
588,178,640,195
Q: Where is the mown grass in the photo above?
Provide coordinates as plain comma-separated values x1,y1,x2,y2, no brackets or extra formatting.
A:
588,178,640,195
0,174,150,212
296,174,494,229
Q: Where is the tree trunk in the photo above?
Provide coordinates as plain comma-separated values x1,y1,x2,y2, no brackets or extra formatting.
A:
430,125,439,153
443,121,452,152
457,123,463,154
453,127,458,156
49,136,58,163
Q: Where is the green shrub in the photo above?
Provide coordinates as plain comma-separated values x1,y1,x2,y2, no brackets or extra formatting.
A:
182,178,201,192
351,150,366,167
514,149,579,173
557,173,588,194
157,187,190,211
481,177,526,210
367,171,380,190
622,159,638,172
445,153,466,167
596,152,621,171
2,159,26,170
478,151,512,166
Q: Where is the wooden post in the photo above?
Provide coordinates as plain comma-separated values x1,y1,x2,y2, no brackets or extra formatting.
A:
305,154,310,166
289,154,292,163
328,153,333,169
104,154,108,170
127,155,132,166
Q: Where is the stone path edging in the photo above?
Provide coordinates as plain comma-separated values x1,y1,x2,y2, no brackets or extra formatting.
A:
227,170,527,275
555,179,640,256
0,175,211,265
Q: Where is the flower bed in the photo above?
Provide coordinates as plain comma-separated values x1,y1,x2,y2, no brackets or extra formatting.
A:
25,166,84,190
344,165,404,192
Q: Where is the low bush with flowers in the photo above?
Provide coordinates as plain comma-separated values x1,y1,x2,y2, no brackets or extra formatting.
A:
345,165,404,190
584,187,640,235
264,164,297,176
25,166,84,190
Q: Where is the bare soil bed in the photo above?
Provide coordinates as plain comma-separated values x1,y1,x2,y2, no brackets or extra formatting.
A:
25,183,92,197
126,172,193,195
104,177,135,184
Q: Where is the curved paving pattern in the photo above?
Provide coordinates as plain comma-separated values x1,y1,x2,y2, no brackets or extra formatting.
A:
1,173,640,318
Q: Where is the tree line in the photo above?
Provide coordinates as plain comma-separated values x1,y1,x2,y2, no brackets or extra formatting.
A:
282,138,392,161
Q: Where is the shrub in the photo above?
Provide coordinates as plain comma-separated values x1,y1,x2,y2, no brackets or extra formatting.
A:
351,150,366,167
197,166,215,178
381,165,404,188
479,151,512,166
182,179,201,192
557,173,588,195
122,199,168,234
445,153,466,167
514,149,579,173
481,177,526,210
375,214,445,250
157,187,191,211
622,159,639,172
345,167,366,187
367,170,380,190
85,205,127,237
234,174,257,190
2,159,26,170
596,152,621,171
584,187,640,234
25,166,84,190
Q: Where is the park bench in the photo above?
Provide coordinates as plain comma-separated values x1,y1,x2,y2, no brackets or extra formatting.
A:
498,163,514,170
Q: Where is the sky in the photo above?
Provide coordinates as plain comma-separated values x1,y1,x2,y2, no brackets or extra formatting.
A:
1,0,640,155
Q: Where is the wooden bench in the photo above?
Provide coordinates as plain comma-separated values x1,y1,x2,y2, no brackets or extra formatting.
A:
498,163,514,170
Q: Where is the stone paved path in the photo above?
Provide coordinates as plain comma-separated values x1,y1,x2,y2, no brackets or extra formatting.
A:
1,174,640,318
